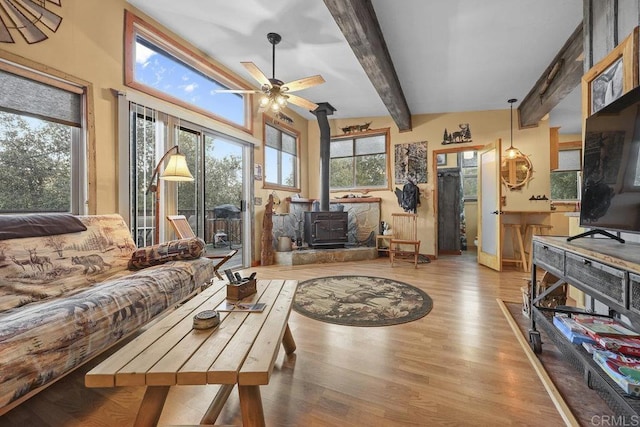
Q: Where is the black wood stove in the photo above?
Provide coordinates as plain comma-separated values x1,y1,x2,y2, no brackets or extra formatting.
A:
303,211,348,248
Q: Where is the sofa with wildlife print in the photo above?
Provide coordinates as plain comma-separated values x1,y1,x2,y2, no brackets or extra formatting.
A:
0,214,216,412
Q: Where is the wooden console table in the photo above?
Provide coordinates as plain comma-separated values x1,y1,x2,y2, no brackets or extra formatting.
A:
529,236,640,416
85,279,298,427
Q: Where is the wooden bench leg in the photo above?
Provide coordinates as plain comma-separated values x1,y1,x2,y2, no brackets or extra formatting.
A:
134,386,170,427
200,384,235,425
238,385,265,427
282,323,296,355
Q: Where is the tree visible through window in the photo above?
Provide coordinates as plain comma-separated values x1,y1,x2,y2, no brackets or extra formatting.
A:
551,149,581,200
330,132,388,190
0,64,84,214
0,112,72,212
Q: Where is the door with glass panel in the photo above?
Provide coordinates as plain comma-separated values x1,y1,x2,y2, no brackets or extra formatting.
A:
175,125,247,270
477,140,502,271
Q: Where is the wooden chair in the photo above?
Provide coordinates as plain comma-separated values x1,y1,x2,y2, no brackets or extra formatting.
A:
389,213,421,268
167,215,238,280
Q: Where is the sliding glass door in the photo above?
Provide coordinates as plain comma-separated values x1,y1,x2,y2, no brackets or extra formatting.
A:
176,126,248,269
129,104,250,269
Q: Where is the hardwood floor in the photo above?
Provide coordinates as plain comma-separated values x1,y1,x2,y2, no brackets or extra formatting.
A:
0,253,567,426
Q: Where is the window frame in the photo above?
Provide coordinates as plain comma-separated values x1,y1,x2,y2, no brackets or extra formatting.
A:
262,116,301,192
329,128,391,192
458,150,478,201
550,143,582,201
124,11,253,135
0,52,91,214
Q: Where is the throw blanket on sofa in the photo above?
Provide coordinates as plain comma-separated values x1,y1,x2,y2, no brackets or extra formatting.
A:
0,213,87,241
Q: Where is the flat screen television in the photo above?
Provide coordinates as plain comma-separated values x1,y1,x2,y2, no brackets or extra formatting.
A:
573,83,640,242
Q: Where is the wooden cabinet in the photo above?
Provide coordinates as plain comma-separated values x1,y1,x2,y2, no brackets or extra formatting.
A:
530,236,640,416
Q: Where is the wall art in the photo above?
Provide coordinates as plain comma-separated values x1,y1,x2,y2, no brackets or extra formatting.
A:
442,123,472,144
394,141,427,184
582,27,638,116
340,121,372,134
0,0,63,44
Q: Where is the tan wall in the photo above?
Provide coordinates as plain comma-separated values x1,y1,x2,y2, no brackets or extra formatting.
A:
308,111,552,256
1,0,128,213
0,0,312,264
252,114,309,265
464,201,478,249
1,0,554,262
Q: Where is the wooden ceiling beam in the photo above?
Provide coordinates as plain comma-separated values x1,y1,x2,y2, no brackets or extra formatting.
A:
323,0,412,131
518,23,584,129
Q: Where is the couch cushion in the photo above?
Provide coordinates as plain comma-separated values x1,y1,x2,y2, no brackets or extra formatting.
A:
0,258,216,409
0,213,87,240
128,237,205,270
0,214,136,314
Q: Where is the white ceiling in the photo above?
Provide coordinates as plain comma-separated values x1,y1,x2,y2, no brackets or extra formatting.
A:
127,0,584,134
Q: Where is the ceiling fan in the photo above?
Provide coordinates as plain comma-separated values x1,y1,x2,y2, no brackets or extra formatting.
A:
219,32,325,113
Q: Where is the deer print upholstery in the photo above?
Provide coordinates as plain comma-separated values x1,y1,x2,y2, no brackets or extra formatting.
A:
0,214,216,414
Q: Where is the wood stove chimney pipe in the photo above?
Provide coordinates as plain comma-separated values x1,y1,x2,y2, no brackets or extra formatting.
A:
312,102,336,211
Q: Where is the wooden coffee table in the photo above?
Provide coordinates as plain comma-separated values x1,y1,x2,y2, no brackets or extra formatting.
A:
85,279,298,427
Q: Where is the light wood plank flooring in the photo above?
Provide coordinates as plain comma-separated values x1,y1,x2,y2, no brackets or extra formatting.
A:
0,253,566,426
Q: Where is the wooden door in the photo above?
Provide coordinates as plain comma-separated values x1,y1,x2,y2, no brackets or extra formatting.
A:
437,168,462,254
478,140,503,271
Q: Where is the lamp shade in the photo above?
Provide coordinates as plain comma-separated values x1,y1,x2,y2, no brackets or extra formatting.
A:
160,153,194,181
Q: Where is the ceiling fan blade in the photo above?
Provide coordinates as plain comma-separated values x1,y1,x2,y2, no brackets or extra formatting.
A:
241,62,271,87
282,75,325,92
215,89,260,94
286,94,318,111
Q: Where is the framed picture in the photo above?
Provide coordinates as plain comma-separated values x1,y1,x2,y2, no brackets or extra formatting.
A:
436,153,447,165
254,163,263,181
582,27,639,117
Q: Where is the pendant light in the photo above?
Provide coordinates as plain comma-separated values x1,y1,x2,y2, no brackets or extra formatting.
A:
505,98,522,159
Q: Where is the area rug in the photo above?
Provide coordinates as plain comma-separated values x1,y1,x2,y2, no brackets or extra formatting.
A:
293,275,432,327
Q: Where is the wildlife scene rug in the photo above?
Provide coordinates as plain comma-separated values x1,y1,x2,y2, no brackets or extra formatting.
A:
293,275,433,327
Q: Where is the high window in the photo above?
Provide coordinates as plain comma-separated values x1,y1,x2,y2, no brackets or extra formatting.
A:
0,62,86,214
330,130,389,191
125,11,250,132
551,148,581,200
264,120,299,190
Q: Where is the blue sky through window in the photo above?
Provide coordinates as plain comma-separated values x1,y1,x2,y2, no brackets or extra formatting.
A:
134,37,246,127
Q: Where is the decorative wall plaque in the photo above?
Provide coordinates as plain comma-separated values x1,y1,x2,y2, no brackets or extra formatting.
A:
0,0,63,44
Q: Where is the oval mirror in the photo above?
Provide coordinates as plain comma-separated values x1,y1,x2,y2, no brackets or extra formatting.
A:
501,154,532,190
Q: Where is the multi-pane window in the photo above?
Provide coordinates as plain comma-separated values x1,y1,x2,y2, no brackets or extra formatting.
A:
330,132,388,190
0,65,85,214
459,151,478,200
264,122,299,189
125,11,249,130
551,149,582,200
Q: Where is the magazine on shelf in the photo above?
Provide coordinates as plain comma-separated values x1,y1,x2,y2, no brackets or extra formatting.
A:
215,301,266,312
571,315,639,338
552,315,596,345
592,349,640,397
594,336,640,357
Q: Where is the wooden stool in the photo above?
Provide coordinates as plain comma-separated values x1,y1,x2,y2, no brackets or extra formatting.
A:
524,224,553,273
502,223,527,271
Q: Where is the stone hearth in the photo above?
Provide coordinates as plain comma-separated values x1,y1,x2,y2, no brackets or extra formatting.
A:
274,246,377,266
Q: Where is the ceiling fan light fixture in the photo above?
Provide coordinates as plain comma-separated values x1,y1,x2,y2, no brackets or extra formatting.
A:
505,98,522,159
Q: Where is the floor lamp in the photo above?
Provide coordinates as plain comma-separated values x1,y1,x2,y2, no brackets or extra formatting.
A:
146,145,194,243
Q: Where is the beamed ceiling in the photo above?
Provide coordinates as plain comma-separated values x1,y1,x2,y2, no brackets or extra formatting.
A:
128,0,584,134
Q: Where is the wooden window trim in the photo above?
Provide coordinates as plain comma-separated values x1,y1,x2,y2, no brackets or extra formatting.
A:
262,115,301,193
124,11,253,135
329,127,391,193
0,48,95,214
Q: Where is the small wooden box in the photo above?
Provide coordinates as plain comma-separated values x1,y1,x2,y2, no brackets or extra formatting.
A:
226,278,257,300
